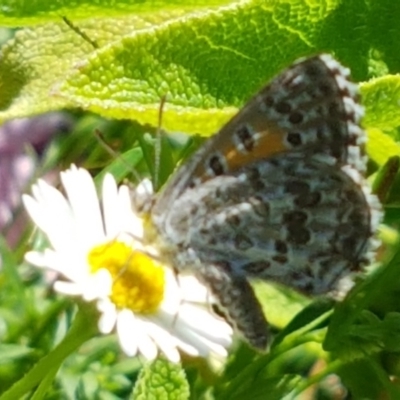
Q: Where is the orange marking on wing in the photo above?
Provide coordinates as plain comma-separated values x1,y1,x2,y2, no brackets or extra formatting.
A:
225,130,289,171
191,108,289,178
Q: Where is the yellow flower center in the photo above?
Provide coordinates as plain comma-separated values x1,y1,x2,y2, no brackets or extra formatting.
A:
88,241,165,314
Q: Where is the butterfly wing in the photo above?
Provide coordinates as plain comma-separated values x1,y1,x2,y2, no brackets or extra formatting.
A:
161,152,380,295
156,152,380,349
150,54,381,349
152,54,365,222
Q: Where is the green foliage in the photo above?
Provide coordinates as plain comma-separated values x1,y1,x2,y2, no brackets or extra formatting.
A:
132,359,190,400
1,0,400,399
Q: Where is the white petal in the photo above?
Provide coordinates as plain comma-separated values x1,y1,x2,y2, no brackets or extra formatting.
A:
188,331,229,358
171,337,201,357
25,251,49,268
117,310,159,360
25,249,76,277
98,301,117,334
136,179,153,198
61,166,104,246
118,185,144,239
140,319,181,363
22,193,48,231
81,269,112,301
171,326,219,358
160,270,183,313
102,174,121,238
154,305,232,358
181,304,234,338
54,281,83,296
144,313,200,358
178,304,233,344
189,331,229,358
136,326,158,361
28,247,90,283
116,309,138,357
97,297,115,313
176,275,211,303
23,185,75,252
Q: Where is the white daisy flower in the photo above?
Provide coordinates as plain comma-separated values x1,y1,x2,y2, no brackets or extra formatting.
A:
23,165,233,363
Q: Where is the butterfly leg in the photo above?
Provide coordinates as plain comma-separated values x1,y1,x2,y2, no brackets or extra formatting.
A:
199,263,269,350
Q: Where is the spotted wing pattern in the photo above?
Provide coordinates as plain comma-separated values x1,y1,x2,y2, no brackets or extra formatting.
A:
150,55,382,350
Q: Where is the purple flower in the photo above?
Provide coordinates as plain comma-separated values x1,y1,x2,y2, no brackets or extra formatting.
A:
0,113,73,248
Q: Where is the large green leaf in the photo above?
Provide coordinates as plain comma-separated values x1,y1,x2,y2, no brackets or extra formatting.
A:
3,0,400,138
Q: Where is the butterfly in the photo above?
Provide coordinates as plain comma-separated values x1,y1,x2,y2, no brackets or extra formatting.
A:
140,54,382,350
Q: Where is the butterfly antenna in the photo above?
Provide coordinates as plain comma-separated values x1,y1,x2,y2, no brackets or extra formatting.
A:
62,16,99,49
154,95,167,192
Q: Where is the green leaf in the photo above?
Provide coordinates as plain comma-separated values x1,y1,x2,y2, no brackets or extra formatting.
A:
0,344,36,364
0,1,232,26
220,373,301,400
0,15,182,123
137,133,176,191
58,0,314,134
253,282,310,330
3,0,397,138
362,75,400,132
337,358,400,399
381,312,400,352
132,359,189,400
324,248,400,360
368,0,400,73
0,236,25,301
0,305,98,400
94,147,144,189
272,298,334,348
366,128,400,167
